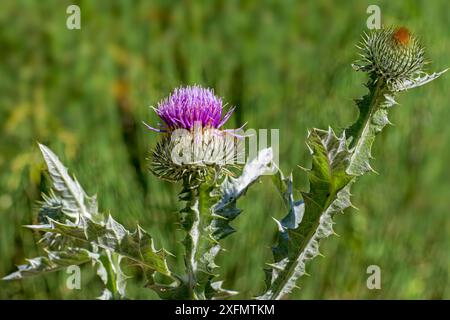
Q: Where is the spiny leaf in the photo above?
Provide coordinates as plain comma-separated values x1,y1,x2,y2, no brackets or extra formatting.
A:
26,215,172,277
391,69,448,92
345,78,394,176
270,171,304,264
7,144,176,299
2,248,96,280
38,143,99,222
96,251,130,300
259,128,353,300
206,148,275,298
211,148,275,239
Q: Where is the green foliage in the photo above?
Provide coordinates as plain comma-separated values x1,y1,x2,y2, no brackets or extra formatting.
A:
163,148,274,299
4,144,275,300
259,28,446,299
259,129,353,299
3,26,448,300
1,1,450,300
3,144,173,299
349,91,446,174
2,249,95,280
211,148,275,240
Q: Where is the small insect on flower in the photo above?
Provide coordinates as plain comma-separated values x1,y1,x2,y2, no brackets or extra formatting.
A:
147,86,243,183
393,27,410,46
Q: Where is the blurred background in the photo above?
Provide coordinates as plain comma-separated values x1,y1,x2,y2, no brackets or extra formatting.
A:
0,0,449,299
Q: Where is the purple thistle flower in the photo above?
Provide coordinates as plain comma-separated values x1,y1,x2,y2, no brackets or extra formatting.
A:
144,85,235,132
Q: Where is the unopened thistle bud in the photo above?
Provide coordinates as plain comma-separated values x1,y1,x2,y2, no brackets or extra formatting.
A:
353,27,426,90
146,86,242,183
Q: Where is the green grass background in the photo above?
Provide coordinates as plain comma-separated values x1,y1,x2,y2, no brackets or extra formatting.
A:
0,0,449,299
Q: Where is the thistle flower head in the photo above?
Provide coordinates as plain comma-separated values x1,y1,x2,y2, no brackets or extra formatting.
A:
149,126,241,183
147,86,242,183
146,85,234,132
353,27,426,89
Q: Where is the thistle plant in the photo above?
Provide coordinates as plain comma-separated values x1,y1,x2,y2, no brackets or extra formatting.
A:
3,27,446,300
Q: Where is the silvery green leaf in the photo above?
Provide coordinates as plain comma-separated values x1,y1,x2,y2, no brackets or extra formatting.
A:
26,215,172,277
269,171,304,263
391,69,448,92
38,144,99,222
345,79,395,176
206,148,274,297
212,148,275,239
2,248,96,280
4,145,175,300
96,251,129,299
259,129,353,300
208,281,239,300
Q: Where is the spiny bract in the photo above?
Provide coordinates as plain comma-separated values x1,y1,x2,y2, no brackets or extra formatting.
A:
353,27,426,89
150,127,240,183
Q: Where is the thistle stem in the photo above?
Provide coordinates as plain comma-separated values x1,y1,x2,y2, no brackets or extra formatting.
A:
347,77,387,149
179,178,216,300
179,182,200,299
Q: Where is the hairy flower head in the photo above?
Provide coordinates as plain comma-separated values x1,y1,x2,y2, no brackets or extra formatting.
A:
353,27,426,89
149,126,242,183
145,85,234,132
147,86,242,183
